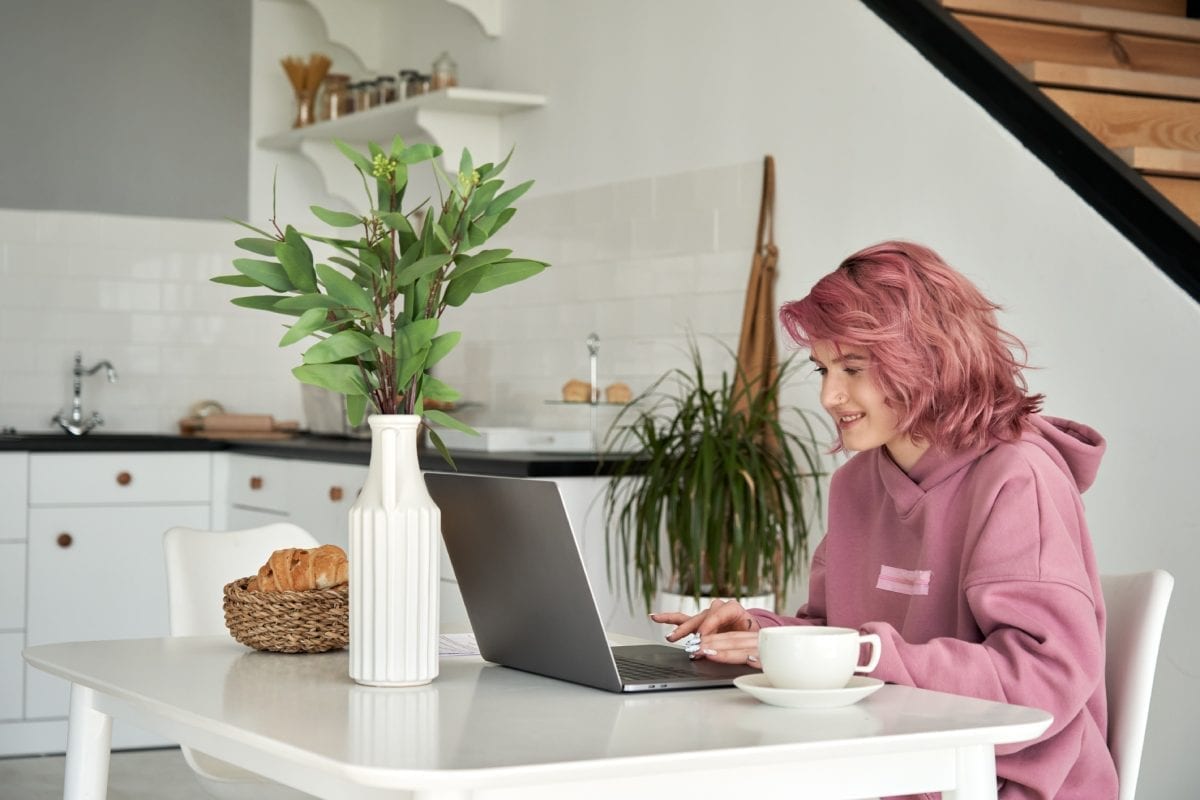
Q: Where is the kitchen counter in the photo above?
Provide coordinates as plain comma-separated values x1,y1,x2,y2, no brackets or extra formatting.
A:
0,431,629,478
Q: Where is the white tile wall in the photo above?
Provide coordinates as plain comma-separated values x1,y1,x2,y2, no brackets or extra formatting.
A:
0,159,765,435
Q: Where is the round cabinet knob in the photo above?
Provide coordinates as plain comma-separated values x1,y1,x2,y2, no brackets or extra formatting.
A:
329,486,344,502
116,471,132,486
57,533,73,548
250,476,263,490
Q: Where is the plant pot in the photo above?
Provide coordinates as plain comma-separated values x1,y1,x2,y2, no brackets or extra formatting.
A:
348,414,440,686
657,590,774,637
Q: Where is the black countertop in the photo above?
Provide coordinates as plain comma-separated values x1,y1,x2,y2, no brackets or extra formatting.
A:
0,432,628,478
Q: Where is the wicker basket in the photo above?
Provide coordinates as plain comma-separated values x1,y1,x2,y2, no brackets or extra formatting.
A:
222,577,349,653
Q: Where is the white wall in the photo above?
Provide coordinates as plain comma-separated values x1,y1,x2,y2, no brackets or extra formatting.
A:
0,1,1195,793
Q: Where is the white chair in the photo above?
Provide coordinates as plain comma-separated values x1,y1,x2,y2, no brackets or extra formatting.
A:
163,523,321,800
1100,570,1174,800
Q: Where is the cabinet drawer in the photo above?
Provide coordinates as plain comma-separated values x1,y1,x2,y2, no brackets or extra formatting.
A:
0,452,28,541
286,460,367,550
228,455,289,513
0,632,22,721
0,542,25,629
29,453,211,505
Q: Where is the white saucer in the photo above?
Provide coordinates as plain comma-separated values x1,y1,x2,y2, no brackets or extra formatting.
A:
733,674,884,708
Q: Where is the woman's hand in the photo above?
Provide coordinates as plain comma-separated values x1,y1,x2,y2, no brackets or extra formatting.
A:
651,599,762,667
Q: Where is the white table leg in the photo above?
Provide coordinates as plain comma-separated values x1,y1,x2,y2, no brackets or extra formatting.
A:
64,684,113,800
942,744,998,800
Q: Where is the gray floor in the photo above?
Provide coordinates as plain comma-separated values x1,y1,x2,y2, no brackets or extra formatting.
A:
0,747,212,800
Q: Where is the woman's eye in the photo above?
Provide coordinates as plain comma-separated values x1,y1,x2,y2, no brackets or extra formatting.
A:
844,367,861,376
813,366,827,376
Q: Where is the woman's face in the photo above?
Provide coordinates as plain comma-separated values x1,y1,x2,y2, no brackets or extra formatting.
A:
810,340,927,471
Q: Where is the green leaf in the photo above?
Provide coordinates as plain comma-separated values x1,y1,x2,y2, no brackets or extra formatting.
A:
334,139,373,174
395,318,439,388
395,253,452,286
234,237,282,257
420,375,461,404
452,248,512,276
443,271,483,306
275,227,318,293
302,329,375,363
232,258,293,292
473,259,548,293
377,211,415,237
279,307,330,347
426,330,461,367
477,145,514,181
292,363,370,396
485,206,518,238
275,293,340,312
425,408,476,435
485,179,534,217
426,428,458,470
231,295,300,315
211,274,260,287
316,263,375,314
389,135,406,158
346,393,368,426
465,179,502,217
310,205,363,228
458,148,473,181
398,143,442,164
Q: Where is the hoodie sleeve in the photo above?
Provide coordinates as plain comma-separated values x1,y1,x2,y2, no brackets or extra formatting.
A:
861,468,1105,753
748,536,828,628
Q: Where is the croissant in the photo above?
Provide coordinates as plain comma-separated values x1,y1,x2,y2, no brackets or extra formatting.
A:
254,544,348,592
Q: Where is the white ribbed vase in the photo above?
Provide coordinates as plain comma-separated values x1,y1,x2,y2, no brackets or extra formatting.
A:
349,414,440,686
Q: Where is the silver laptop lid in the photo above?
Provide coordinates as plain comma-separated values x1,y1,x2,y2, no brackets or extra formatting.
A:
427,472,625,692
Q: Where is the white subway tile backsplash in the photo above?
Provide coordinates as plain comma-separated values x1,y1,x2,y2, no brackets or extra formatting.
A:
0,160,760,433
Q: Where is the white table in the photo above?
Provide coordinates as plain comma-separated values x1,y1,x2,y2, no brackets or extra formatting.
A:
24,636,1051,800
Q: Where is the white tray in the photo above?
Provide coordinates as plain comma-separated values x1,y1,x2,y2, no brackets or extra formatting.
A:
436,427,594,453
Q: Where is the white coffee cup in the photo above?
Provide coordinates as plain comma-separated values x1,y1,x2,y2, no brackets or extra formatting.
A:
757,626,882,690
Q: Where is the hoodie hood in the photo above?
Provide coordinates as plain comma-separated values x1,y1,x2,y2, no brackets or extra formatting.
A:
1024,414,1106,493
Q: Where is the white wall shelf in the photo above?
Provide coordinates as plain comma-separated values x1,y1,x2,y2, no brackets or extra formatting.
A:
258,87,545,210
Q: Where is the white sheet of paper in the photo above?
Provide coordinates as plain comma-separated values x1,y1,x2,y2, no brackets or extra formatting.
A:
438,633,480,657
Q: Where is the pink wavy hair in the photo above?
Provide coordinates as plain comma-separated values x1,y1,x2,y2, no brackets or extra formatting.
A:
779,241,1043,453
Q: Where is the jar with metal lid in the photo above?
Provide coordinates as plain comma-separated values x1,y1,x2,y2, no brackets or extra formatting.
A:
430,51,458,90
405,71,429,98
377,75,398,103
354,79,379,112
318,73,351,121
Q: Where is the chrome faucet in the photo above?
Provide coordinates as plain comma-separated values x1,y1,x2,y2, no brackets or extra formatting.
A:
52,352,118,435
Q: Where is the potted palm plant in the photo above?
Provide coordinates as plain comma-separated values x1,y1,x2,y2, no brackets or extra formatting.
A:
602,337,827,615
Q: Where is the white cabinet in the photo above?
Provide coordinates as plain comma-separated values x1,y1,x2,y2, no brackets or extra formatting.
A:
23,453,211,722
0,633,22,721
0,453,28,727
285,459,366,551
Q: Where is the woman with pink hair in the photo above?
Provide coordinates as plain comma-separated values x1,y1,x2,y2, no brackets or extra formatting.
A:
654,241,1117,798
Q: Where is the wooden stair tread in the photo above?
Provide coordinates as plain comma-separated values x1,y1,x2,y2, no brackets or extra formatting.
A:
942,0,1200,42
1044,87,1200,150
958,16,1200,78
1017,60,1200,99
1116,146,1200,175
1144,175,1200,223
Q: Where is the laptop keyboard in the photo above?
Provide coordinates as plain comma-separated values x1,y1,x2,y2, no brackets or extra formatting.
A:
613,654,698,681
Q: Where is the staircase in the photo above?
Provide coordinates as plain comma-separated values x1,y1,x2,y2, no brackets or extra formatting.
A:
942,0,1200,225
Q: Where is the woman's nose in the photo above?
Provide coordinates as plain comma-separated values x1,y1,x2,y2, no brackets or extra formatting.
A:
821,378,846,409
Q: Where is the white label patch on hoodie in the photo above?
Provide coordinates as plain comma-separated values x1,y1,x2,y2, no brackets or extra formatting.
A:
876,565,932,595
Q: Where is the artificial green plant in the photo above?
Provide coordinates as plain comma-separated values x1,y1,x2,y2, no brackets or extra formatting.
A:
213,138,547,464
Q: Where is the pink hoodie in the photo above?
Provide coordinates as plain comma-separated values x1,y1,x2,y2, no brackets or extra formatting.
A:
750,415,1118,799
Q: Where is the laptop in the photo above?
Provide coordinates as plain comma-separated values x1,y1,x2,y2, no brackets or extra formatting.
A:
426,472,757,693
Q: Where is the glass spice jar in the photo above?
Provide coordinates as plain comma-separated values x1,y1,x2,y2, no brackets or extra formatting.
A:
377,75,398,103
353,79,378,112
430,51,458,90
405,71,428,98
319,73,351,121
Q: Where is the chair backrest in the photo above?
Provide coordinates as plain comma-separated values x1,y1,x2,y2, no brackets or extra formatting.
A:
163,523,320,637
1100,569,1174,800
